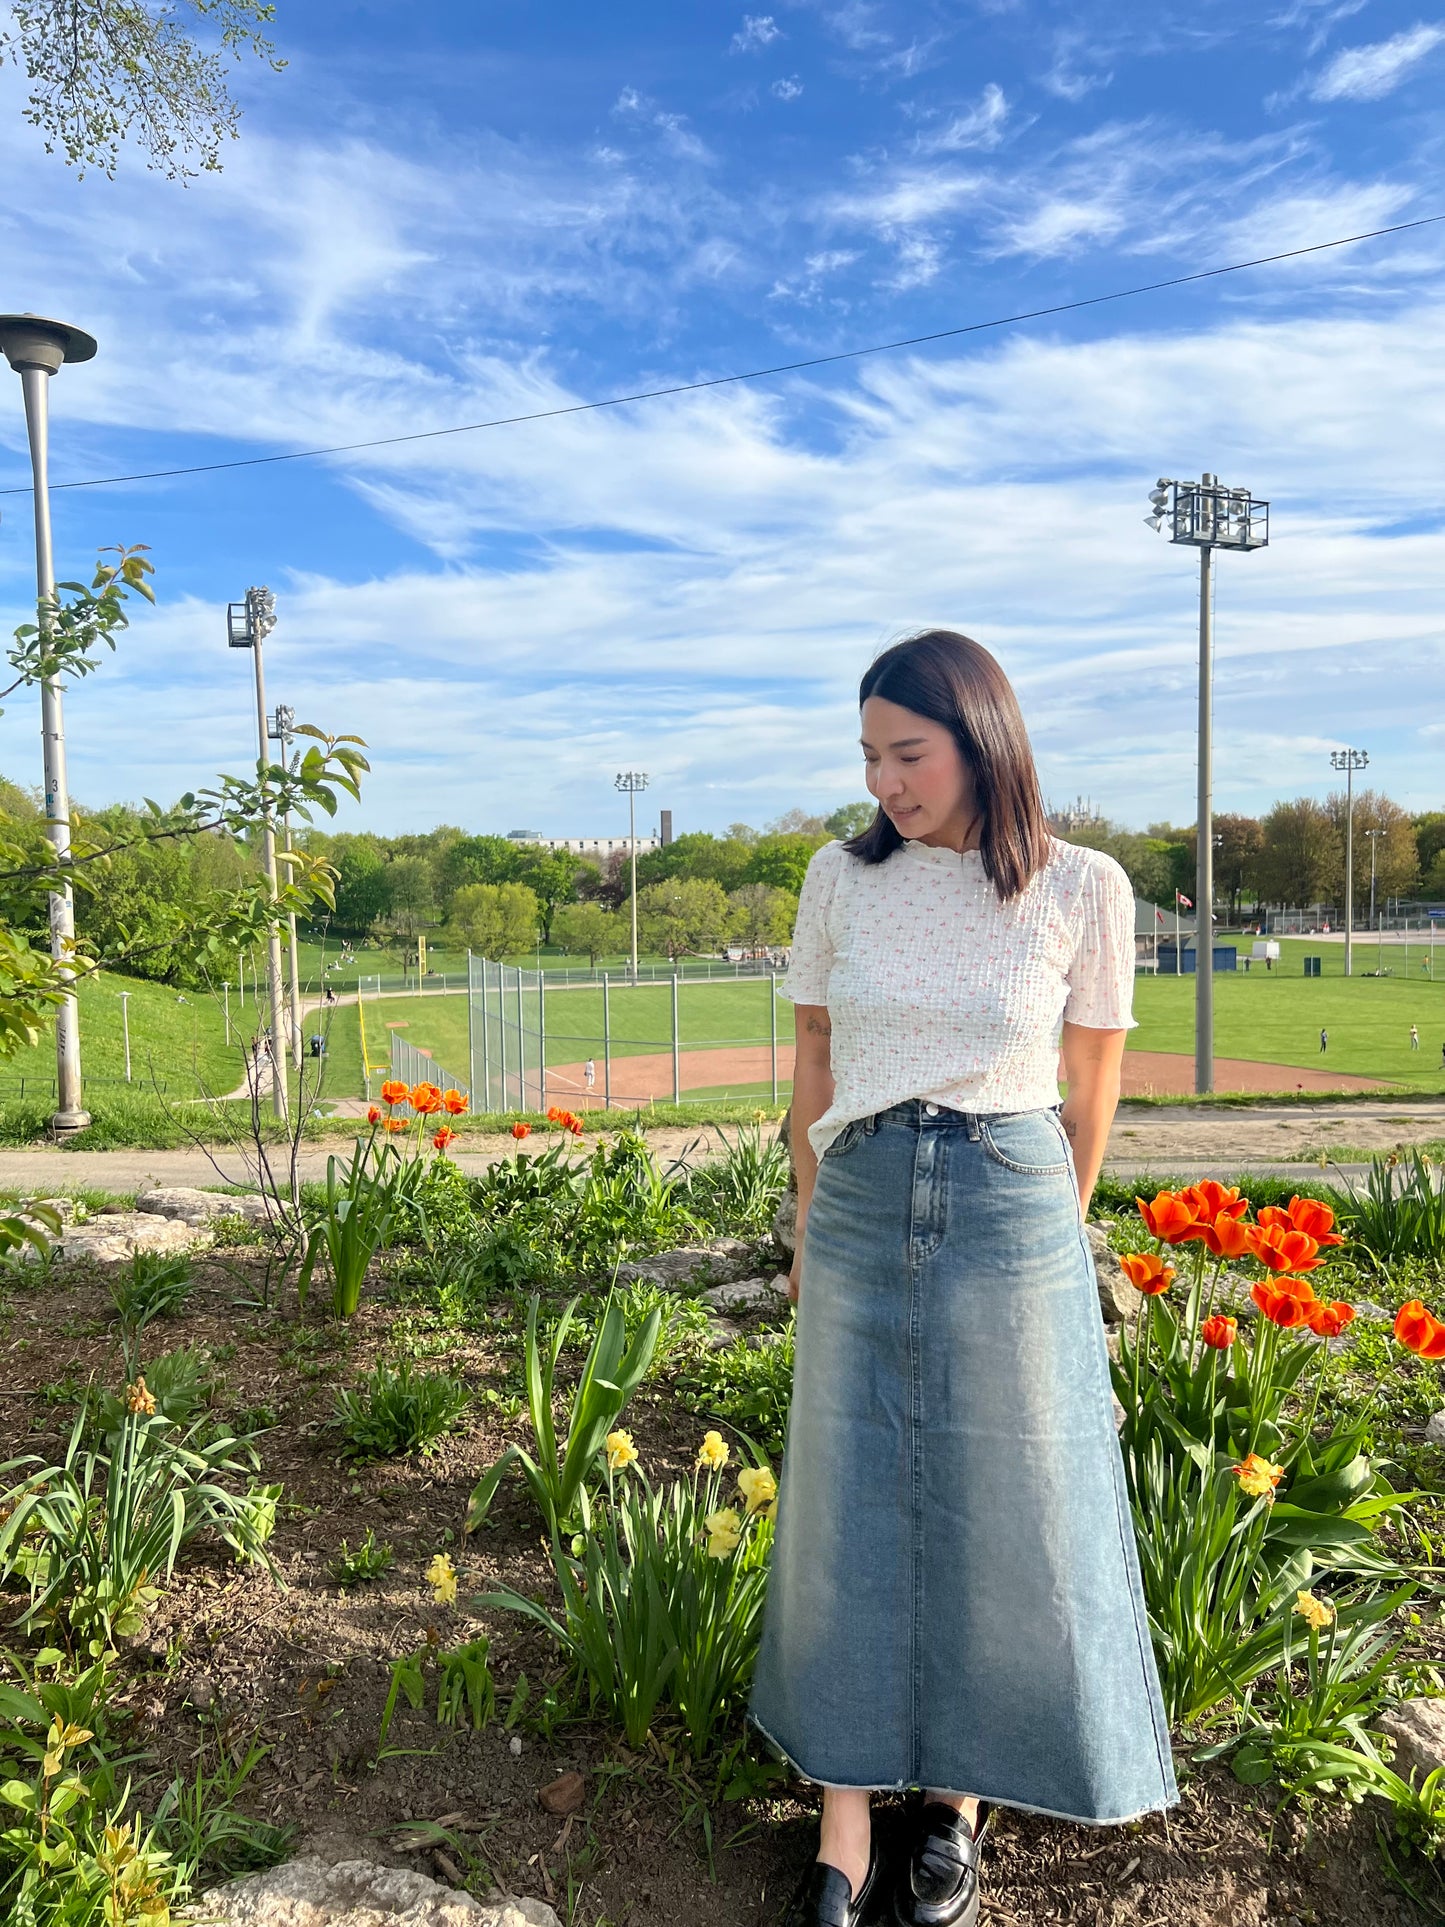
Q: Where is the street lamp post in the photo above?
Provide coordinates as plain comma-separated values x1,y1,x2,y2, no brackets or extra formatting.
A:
1329,748,1368,979
227,587,288,1118
615,771,649,982
269,703,304,1073
0,313,98,1134
1147,473,1269,1095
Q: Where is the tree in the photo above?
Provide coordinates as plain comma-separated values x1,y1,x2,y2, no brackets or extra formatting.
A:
434,834,526,913
825,801,875,840
449,881,539,958
743,832,826,895
727,883,796,947
1254,800,1335,908
634,831,753,894
1323,789,1419,914
1413,812,1445,884
76,806,252,983
2,0,284,179
326,835,391,936
382,854,436,939
552,900,623,966
636,878,735,960
766,807,829,836
511,848,583,943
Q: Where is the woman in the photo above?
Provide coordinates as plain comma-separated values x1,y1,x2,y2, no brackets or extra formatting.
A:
749,631,1176,1927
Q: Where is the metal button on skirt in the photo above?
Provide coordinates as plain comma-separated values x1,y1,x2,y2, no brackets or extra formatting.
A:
748,1100,1178,1823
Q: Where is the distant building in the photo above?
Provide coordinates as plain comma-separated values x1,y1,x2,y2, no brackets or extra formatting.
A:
505,831,662,857
1047,795,1105,835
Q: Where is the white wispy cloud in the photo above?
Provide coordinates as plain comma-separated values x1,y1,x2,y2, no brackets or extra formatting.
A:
914,84,1010,154
731,14,782,53
772,76,804,101
1309,23,1445,100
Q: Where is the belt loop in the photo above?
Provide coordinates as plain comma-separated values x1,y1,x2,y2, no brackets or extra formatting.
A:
965,1113,981,1142
864,1111,879,1136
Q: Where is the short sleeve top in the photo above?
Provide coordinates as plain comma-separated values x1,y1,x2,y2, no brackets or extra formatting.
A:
782,835,1136,1158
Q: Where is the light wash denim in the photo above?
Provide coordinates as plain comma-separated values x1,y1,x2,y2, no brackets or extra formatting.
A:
748,1100,1177,1824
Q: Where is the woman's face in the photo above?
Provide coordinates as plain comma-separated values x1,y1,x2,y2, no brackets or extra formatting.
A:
860,694,979,850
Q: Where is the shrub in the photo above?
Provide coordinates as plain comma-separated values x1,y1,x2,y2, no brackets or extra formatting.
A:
0,1408,280,1656
1336,1151,1445,1268
683,1123,789,1235
333,1361,471,1461
478,1438,775,1758
107,1250,191,1330
678,1321,795,1458
464,1289,661,1539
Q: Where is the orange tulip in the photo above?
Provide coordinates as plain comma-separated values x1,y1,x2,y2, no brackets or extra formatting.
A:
1181,1181,1250,1224
384,1117,406,1135
1251,1278,1317,1328
1136,1190,1201,1244
380,1079,409,1106
1198,1212,1254,1260
366,1105,382,1125
546,1105,563,1123
1120,1251,1174,1295
1200,1314,1238,1349
409,1082,443,1115
511,1121,531,1140
1395,1300,1445,1360
1305,1300,1356,1338
432,1126,457,1151
442,1089,469,1116
1247,1223,1323,1274
1259,1197,1346,1248
568,1118,584,1137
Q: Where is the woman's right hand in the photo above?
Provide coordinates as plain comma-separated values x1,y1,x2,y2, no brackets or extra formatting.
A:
788,1250,801,1304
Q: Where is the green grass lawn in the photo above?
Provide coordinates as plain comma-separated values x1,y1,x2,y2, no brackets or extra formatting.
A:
0,970,237,1097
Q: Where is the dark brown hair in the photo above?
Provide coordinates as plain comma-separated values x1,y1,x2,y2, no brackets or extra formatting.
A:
845,629,1051,901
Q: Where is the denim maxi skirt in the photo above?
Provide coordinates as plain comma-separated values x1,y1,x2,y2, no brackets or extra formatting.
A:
748,1101,1178,1824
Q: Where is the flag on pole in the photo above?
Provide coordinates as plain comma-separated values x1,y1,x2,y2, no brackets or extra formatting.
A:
1156,908,1165,923
1176,891,1193,908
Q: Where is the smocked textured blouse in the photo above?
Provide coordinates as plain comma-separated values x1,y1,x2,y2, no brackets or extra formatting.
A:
782,835,1137,1159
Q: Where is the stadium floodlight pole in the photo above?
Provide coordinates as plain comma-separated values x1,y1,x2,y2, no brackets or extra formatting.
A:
227,586,288,1117
269,703,304,1073
0,314,98,1134
1329,747,1368,979
615,771,649,982
1147,473,1269,1095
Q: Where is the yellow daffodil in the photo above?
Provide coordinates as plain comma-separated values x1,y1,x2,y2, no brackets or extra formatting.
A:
1294,1590,1335,1632
605,1429,639,1472
426,1551,458,1606
696,1431,730,1472
705,1506,742,1559
125,1377,156,1417
1231,1452,1285,1500
736,1465,778,1516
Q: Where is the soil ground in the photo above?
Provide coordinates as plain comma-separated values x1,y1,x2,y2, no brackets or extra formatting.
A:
1,1250,1439,1927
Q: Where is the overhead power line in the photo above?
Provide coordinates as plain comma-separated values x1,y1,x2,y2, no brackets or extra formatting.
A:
2,211,1442,498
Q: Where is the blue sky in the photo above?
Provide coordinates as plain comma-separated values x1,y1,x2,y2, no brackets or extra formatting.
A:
0,0,1443,841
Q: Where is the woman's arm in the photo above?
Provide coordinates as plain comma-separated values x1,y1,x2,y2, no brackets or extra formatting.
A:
1059,1022,1127,1214
787,1002,835,1303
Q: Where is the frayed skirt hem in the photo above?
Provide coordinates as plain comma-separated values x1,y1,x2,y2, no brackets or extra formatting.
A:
745,1711,1180,1830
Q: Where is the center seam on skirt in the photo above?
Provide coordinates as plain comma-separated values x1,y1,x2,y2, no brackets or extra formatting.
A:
908,1126,926,1784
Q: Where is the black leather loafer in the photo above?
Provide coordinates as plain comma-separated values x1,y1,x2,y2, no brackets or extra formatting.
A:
892,1801,989,1927
781,1838,884,1927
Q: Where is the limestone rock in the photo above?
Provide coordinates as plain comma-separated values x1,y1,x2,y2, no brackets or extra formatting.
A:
703,1316,746,1350
137,1186,271,1227
1425,1411,1445,1445
615,1237,761,1289
20,1194,78,1222
191,1855,560,1926
1377,1698,1445,1785
26,1212,213,1264
772,1185,798,1259
1085,1223,1139,1326
698,1275,790,1314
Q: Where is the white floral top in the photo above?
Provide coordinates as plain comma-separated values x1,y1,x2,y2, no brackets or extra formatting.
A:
783,836,1137,1159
